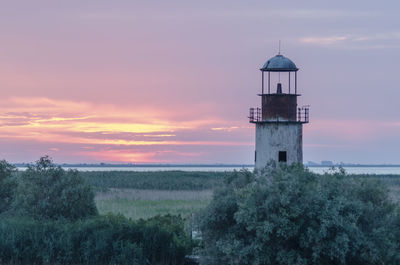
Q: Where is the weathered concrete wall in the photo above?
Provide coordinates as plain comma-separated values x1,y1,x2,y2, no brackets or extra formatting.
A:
255,123,302,170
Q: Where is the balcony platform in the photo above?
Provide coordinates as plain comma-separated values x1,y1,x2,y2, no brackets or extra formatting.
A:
249,107,309,124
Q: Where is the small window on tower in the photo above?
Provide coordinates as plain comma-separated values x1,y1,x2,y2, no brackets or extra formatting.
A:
278,151,287,162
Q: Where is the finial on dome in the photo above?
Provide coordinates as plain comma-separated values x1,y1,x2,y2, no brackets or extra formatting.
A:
278,40,281,55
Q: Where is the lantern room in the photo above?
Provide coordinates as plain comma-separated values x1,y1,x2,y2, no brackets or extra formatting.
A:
260,54,298,95
249,54,309,123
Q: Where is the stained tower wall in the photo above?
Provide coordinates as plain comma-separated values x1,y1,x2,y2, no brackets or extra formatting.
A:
255,122,303,170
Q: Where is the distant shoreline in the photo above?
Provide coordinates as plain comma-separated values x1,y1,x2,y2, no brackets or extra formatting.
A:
12,163,400,168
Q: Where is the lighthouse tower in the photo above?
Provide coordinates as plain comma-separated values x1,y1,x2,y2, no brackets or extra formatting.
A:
249,53,309,170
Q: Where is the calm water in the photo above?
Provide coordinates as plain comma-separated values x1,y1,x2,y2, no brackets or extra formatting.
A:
15,166,400,174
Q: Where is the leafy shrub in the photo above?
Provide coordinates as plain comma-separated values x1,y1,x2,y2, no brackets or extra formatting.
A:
200,164,400,265
0,214,190,265
0,160,17,213
12,156,98,220
140,214,195,255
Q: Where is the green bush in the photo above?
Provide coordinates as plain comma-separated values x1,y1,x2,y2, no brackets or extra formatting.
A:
0,214,190,265
12,156,98,220
140,214,195,255
0,160,17,213
200,164,400,265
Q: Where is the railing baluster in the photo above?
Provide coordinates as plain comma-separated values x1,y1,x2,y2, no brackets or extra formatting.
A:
250,107,309,123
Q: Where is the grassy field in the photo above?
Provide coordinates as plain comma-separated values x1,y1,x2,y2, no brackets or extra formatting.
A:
95,188,212,219
81,170,400,220
80,170,227,191
80,170,226,219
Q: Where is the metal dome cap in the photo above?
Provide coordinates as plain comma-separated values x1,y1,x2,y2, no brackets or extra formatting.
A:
260,54,298,72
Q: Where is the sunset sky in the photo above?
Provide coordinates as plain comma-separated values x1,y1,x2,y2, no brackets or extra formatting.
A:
1,0,400,164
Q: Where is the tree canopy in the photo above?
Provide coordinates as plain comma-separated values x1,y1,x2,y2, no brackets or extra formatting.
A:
0,160,17,213
12,156,98,220
200,164,400,265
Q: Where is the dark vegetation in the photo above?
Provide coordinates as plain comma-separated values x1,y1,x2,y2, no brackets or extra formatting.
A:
77,169,400,195
0,157,192,265
11,156,97,220
80,170,227,191
0,160,17,213
349,174,400,188
199,165,400,265
0,215,190,265
1,156,400,265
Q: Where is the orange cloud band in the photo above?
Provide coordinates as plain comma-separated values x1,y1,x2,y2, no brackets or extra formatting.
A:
0,97,252,162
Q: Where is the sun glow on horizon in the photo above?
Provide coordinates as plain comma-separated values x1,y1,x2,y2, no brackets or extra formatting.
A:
0,97,252,163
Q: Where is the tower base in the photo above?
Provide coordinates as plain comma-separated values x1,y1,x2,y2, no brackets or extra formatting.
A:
255,123,303,170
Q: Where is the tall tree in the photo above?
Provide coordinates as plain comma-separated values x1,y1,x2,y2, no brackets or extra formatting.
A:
12,156,98,220
0,160,17,213
200,165,400,265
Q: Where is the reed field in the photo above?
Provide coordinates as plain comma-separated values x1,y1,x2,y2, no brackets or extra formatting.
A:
76,170,400,220
79,171,229,219
95,188,213,219
80,170,227,191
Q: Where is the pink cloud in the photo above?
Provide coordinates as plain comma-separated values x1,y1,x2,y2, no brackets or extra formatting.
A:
0,97,252,163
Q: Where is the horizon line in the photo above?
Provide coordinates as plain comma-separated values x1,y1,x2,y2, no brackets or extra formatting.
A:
12,163,400,167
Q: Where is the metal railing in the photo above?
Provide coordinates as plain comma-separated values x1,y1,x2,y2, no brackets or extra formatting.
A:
297,107,309,123
249,106,310,123
249,107,261,122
